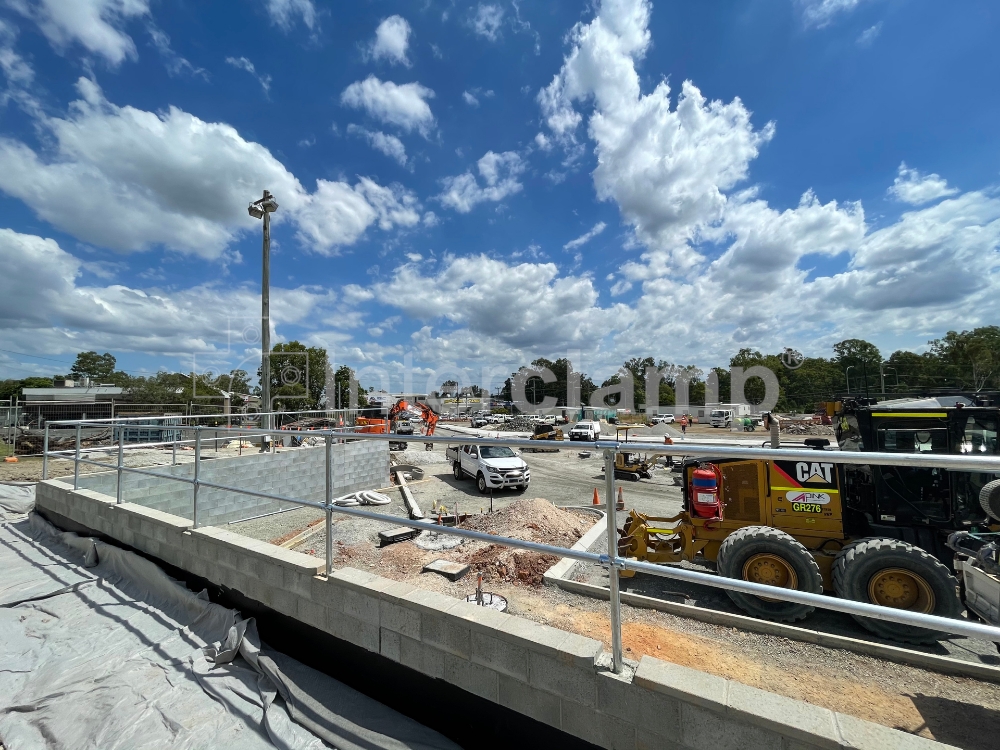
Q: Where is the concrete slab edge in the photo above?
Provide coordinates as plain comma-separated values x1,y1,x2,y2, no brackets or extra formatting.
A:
543,511,607,583
553,576,1000,685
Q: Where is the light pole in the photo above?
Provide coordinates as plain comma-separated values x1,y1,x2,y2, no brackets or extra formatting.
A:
248,191,278,439
845,365,854,395
880,365,897,400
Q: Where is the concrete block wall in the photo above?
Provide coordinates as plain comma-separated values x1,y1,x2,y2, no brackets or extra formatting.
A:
75,439,389,525
34,480,952,750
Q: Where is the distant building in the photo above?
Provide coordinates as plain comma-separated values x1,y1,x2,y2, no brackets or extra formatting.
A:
21,380,124,425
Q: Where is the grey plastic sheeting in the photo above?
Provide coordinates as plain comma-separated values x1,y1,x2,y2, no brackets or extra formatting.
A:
0,484,34,521
0,513,461,750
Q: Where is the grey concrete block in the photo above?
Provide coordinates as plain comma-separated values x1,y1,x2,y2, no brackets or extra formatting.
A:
444,653,499,702
283,567,315,599
327,610,379,652
727,681,840,749
471,630,528,681
634,656,728,710
402,587,461,616
399,635,445,679
380,628,401,662
597,671,680,732
271,587,299,618
561,699,636,750
680,703,782,750
528,652,597,708
380,599,421,640
497,616,587,663
341,589,380,626
421,613,471,659
498,674,562,727
834,712,947,750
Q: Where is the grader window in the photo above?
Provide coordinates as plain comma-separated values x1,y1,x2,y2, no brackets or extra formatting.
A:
720,462,761,521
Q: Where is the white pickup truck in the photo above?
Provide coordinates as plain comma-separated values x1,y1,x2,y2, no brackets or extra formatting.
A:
446,444,531,494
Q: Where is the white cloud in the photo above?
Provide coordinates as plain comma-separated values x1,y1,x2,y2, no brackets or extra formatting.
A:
463,87,494,107
797,0,864,29
369,15,411,66
0,227,337,363
8,0,150,66
0,78,422,258
471,4,504,41
340,76,436,137
462,90,479,107
374,254,632,353
262,0,316,31
856,22,882,47
438,151,525,213
0,19,33,86
540,0,774,269
888,162,958,205
147,26,204,78
226,55,271,94
347,124,408,166
563,221,607,250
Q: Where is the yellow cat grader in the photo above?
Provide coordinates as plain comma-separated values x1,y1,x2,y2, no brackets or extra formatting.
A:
617,397,1000,643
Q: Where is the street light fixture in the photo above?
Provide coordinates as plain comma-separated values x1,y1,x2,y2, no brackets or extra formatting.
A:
845,365,854,395
248,190,278,442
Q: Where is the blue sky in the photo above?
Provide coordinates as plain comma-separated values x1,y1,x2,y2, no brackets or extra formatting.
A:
1,0,998,393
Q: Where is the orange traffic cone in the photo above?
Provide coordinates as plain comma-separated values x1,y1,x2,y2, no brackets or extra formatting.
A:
592,487,600,506
616,486,625,511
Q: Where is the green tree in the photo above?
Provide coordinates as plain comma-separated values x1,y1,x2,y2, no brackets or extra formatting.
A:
928,327,1000,391
258,342,328,410
329,365,368,408
833,339,882,393
69,351,117,381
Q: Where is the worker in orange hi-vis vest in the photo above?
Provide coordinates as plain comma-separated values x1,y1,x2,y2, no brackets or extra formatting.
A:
679,414,688,436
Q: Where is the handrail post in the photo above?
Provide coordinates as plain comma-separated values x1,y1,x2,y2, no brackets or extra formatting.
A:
116,427,124,504
172,439,177,465
193,427,202,528
42,422,49,480
604,449,624,674
325,432,333,576
73,424,81,490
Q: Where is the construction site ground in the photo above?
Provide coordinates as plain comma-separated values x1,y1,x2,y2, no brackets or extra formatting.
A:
219,425,1000,749
10,422,1000,746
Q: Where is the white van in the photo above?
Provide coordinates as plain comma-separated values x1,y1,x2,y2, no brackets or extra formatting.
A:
569,420,601,441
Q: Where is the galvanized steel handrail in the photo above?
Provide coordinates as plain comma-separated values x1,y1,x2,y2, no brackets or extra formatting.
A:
44,420,1000,676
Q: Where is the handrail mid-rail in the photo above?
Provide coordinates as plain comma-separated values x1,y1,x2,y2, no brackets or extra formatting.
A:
41,419,1000,675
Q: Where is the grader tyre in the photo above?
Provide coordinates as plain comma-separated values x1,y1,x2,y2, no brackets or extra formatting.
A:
833,538,962,644
716,526,823,623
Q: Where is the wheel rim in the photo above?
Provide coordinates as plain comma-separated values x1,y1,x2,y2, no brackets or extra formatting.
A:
743,553,798,600
478,476,485,491
867,568,936,612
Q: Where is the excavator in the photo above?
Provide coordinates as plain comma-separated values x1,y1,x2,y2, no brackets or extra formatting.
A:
366,398,438,451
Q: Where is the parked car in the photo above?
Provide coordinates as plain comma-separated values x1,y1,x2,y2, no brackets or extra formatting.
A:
568,420,602,441
650,415,675,424
445,444,530,493
470,415,490,428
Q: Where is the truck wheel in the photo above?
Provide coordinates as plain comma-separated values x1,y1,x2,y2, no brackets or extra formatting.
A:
716,526,823,622
453,462,463,480
833,538,962,643
980,479,1000,521
516,484,528,493
477,473,488,494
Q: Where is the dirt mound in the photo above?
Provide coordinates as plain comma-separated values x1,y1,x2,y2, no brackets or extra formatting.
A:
461,497,587,547
455,498,592,586
465,544,560,586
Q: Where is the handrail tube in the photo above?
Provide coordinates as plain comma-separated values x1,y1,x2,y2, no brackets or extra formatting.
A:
56,423,1000,473
46,422,1000,644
